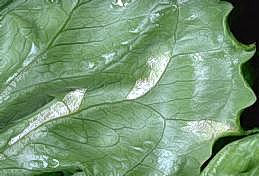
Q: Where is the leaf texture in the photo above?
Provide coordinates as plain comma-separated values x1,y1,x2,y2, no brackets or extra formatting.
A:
0,0,255,175
201,133,259,176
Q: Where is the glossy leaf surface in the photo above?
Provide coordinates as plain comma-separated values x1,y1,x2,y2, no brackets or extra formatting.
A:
201,133,259,176
0,0,255,175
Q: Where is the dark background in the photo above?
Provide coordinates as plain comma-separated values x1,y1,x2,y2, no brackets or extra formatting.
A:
227,0,259,130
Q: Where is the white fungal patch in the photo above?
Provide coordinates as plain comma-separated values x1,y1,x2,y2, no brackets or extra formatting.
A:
115,0,124,7
23,42,38,67
1,44,39,104
51,158,60,168
8,89,86,145
0,154,6,160
102,52,116,64
127,53,170,100
182,120,232,140
63,89,87,112
155,149,176,175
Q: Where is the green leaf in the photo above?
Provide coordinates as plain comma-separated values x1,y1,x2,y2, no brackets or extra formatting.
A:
0,0,255,175
201,133,259,176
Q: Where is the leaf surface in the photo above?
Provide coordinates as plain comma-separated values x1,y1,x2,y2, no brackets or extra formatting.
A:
201,133,259,176
0,0,255,175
